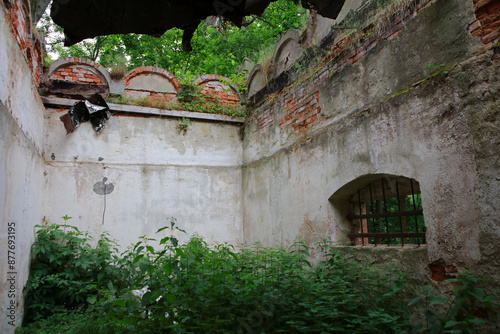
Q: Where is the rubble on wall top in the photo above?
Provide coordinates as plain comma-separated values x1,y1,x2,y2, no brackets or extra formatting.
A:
41,57,245,122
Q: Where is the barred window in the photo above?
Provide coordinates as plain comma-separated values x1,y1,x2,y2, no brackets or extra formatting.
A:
331,175,426,247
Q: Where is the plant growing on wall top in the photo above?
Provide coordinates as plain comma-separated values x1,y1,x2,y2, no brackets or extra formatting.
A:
176,117,192,135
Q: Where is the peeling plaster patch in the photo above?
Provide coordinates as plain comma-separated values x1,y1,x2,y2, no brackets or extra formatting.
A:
429,259,457,282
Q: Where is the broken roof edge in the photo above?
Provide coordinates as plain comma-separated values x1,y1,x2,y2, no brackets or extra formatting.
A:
42,97,245,124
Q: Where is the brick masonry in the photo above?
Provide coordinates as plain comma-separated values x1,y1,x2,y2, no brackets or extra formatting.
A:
4,0,43,84
469,0,500,46
252,0,500,133
195,75,240,106
45,61,241,107
51,65,105,85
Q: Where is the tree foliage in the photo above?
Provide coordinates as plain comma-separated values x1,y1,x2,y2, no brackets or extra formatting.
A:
38,0,307,78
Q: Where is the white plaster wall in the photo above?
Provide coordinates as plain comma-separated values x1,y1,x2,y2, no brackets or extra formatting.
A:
242,0,488,271
0,3,45,332
243,88,480,266
43,112,243,248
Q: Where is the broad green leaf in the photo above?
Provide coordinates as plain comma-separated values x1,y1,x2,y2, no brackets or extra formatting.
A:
86,295,97,305
408,297,422,306
444,320,460,328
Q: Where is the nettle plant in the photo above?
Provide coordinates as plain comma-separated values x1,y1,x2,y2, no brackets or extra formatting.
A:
21,217,498,334
23,215,123,324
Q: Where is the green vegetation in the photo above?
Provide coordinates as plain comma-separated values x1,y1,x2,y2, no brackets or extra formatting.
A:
20,217,498,333
176,117,192,135
38,0,307,78
363,194,425,245
106,91,247,118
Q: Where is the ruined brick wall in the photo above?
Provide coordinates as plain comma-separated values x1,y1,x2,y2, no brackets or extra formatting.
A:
44,62,241,107
3,0,43,83
249,0,453,133
242,0,500,294
123,66,179,102
45,57,110,96
248,0,499,133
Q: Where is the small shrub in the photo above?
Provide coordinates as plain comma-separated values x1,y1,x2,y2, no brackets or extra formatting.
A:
109,64,127,80
23,216,123,324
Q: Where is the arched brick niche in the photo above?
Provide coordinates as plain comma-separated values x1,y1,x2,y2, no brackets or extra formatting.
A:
194,75,240,106
330,174,425,247
246,64,267,98
270,29,303,78
123,67,180,102
47,57,110,95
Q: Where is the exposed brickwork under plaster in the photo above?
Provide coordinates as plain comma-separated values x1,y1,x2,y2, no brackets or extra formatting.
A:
469,0,500,46
429,261,458,282
3,0,43,83
257,110,275,131
250,0,438,132
51,65,105,85
279,89,322,133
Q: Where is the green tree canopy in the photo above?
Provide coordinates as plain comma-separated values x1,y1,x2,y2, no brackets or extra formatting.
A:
38,0,307,78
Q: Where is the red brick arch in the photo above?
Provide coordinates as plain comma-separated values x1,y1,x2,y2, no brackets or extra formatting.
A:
194,75,240,106
123,67,180,92
48,57,110,87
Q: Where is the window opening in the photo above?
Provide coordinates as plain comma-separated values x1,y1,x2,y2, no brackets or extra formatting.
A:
347,177,425,246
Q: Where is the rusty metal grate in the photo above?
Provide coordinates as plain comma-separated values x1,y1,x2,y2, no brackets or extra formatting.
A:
347,178,425,247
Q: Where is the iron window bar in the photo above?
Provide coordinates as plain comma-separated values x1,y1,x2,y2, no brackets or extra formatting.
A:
346,178,425,247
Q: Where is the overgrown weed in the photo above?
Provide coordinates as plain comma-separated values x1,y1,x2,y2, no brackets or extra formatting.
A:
20,217,498,333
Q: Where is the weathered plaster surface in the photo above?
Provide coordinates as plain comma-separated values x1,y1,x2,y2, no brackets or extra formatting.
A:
242,0,498,288
126,74,177,97
43,113,243,248
0,2,45,331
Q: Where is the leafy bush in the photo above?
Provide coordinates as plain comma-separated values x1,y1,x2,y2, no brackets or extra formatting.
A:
409,273,499,333
23,216,124,324
21,218,498,333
